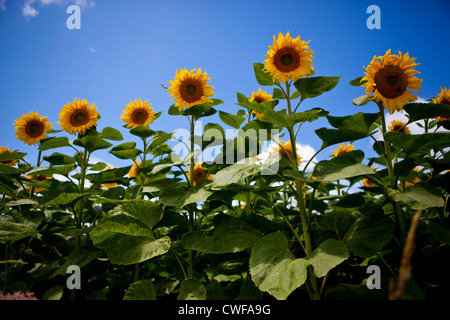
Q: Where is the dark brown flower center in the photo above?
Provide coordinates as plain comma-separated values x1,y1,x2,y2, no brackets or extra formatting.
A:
70,110,90,127
26,121,44,138
374,65,408,99
132,109,148,124
180,79,203,103
273,47,300,73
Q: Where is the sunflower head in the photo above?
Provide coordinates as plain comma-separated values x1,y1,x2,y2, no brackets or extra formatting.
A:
362,49,423,114
331,144,355,158
274,141,301,163
14,111,53,146
263,32,314,83
121,98,156,129
128,162,141,178
249,88,273,120
168,68,215,111
0,147,18,166
27,174,51,193
388,120,411,134
57,98,99,136
187,163,213,186
432,87,450,122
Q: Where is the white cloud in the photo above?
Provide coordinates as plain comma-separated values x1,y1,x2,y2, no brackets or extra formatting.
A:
259,141,318,172
21,0,94,18
0,0,7,10
89,47,96,53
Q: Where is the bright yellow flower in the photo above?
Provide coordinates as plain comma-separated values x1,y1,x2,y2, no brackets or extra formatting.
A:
331,144,355,158
128,162,141,178
362,49,422,114
186,163,213,186
432,87,450,122
57,99,99,135
362,166,377,188
0,147,18,166
388,120,411,134
14,111,53,145
27,174,51,193
249,88,273,120
274,141,301,163
121,98,156,129
263,32,314,83
167,68,215,111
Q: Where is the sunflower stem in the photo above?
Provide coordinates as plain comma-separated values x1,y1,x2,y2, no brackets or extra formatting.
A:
378,103,406,245
187,115,196,278
285,82,319,300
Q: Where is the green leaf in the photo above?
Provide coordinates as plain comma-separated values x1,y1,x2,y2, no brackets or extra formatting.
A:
43,192,88,206
327,112,379,134
253,63,275,86
177,279,207,300
403,103,450,122
129,125,155,140
0,151,27,162
249,232,307,300
43,152,75,166
314,156,374,182
428,222,450,245
90,200,170,265
124,280,157,300
384,132,450,156
343,208,395,258
352,95,373,106
39,137,71,151
348,76,367,87
306,239,349,278
315,127,369,149
392,182,444,210
317,210,358,239
50,246,104,278
86,166,131,185
159,187,213,208
181,214,261,254
73,135,113,153
293,76,341,100
219,111,245,129
261,108,328,128
102,127,124,141
41,285,64,300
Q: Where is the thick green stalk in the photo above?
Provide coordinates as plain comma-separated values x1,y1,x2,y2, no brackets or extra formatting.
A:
285,83,319,299
378,103,406,243
187,115,195,278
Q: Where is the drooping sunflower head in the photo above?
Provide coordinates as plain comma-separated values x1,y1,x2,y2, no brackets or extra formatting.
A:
331,144,355,158
432,87,450,122
274,141,301,163
187,163,213,186
388,120,411,134
57,99,99,136
13,111,53,145
121,98,156,129
168,68,215,111
0,147,18,166
249,88,273,120
128,162,141,178
263,32,314,83
362,49,423,114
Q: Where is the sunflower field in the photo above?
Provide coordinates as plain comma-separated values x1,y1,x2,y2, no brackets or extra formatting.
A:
1,31,450,302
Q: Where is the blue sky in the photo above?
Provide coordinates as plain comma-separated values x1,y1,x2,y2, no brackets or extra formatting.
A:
1,0,449,169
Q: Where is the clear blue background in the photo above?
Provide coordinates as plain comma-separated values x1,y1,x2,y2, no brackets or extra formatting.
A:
1,0,449,168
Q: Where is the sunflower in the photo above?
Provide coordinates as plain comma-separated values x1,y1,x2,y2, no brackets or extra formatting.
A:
186,163,213,186
0,147,18,166
274,141,301,163
249,88,273,120
362,166,377,188
263,32,314,83
388,120,411,134
27,174,51,193
331,144,355,158
362,49,422,114
432,87,450,122
128,162,141,178
14,111,53,145
167,68,215,111
405,167,421,188
121,98,156,129
57,98,99,135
